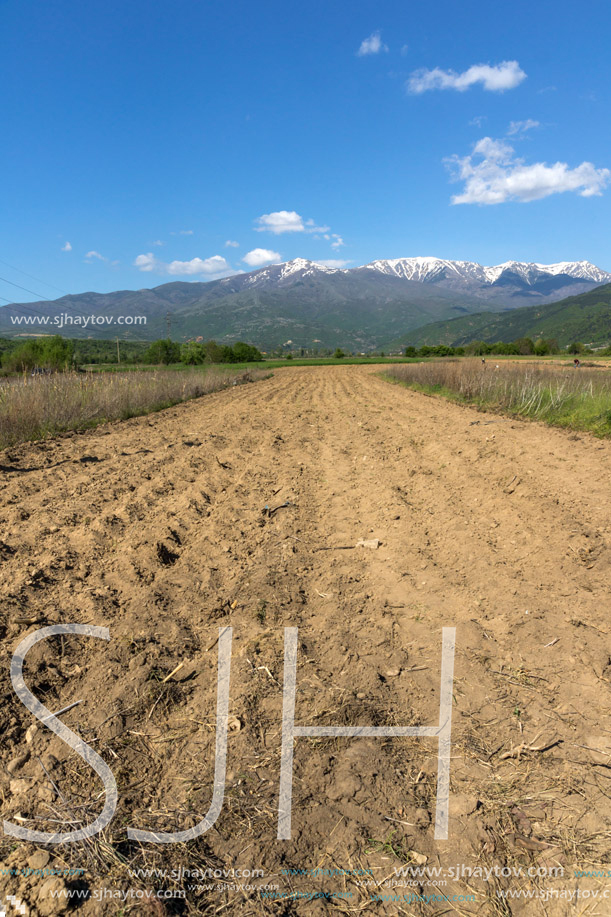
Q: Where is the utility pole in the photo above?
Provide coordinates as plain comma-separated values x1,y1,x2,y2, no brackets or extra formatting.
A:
116,337,120,364
166,312,171,339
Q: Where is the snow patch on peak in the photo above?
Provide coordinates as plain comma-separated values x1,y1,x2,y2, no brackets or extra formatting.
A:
240,258,347,288
531,260,610,282
278,258,332,279
364,257,488,283
485,260,611,284
363,257,611,286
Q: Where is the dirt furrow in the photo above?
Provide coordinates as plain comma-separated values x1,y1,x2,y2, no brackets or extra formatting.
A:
1,365,609,916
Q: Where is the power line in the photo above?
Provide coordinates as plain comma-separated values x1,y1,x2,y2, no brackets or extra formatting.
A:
0,274,50,301
0,257,67,296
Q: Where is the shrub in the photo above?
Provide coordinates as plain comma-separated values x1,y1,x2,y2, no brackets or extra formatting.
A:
202,340,224,363
231,341,263,362
180,342,206,365
144,339,181,364
2,336,76,372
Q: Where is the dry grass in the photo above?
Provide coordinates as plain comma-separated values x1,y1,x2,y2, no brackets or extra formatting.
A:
385,359,611,436
0,368,267,449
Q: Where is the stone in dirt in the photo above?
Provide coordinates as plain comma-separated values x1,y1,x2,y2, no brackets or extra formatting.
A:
37,878,68,914
28,850,50,869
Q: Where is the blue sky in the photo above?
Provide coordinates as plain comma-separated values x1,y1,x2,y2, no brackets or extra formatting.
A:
1,0,610,302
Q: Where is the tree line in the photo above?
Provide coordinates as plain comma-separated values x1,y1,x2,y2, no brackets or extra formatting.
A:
0,336,263,371
404,338,611,357
144,339,263,364
1,336,76,372
1,333,608,373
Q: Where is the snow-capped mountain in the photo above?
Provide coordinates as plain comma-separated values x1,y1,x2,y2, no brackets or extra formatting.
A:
355,256,611,306
361,256,611,287
241,258,342,286
487,260,611,284
217,255,610,299
213,255,611,303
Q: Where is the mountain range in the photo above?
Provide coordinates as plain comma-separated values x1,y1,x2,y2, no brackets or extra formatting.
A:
1,257,610,350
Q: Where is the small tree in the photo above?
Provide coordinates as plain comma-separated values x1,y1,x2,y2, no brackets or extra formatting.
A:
203,340,223,363
181,342,206,365
3,340,43,372
2,335,75,372
232,341,263,362
514,337,535,355
333,348,345,359
144,339,181,364
493,341,518,355
465,340,491,356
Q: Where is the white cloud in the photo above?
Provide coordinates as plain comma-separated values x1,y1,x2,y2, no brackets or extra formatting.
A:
507,119,540,136
400,44,409,56
255,210,331,235
61,242,72,252
357,31,388,56
469,115,486,128
85,250,107,262
446,136,610,204
322,232,345,249
133,253,157,271
315,259,352,268
152,239,164,246
225,240,240,248
242,248,281,267
408,60,526,94
255,211,305,233
133,253,234,277
304,218,330,233
166,256,230,275
474,137,514,160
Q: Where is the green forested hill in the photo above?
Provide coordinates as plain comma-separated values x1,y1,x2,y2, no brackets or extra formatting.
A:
396,283,611,348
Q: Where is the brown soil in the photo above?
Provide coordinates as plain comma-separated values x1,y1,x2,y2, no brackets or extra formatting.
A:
1,365,610,916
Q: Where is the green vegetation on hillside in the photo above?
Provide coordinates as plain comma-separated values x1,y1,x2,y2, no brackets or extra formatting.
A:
399,283,611,349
